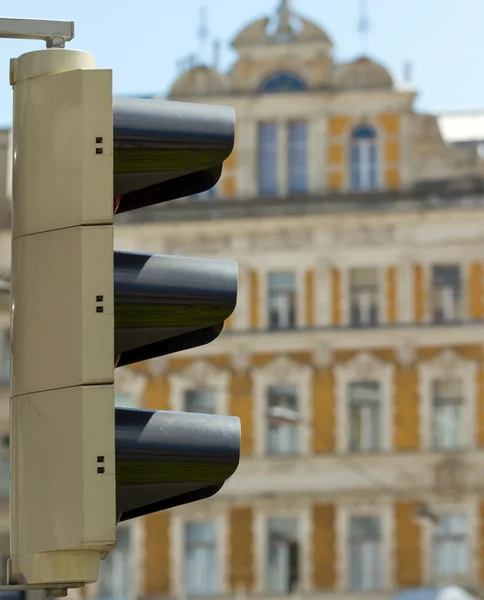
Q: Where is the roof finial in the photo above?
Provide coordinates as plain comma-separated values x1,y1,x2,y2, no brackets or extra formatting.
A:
275,0,294,41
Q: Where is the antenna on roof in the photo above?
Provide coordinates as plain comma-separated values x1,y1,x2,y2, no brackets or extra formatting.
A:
357,0,370,56
403,60,413,86
212,39,221,71
197,4,210,66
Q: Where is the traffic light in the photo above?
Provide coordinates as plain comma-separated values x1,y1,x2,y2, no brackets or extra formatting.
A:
7,32,240,595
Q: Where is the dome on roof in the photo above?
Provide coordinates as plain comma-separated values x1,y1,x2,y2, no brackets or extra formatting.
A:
169,66,230,97
334,56,394,90
231,10,332,48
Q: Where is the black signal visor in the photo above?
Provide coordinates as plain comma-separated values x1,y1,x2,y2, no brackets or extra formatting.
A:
113,98,235,213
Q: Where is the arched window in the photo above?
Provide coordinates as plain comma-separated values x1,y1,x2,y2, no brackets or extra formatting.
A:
350,125,379,191
260,72,307,93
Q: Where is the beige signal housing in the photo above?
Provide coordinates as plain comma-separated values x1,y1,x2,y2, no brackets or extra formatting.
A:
9,48,116,587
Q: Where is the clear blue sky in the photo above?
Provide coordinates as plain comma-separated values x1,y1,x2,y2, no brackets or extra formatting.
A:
0,0,482,127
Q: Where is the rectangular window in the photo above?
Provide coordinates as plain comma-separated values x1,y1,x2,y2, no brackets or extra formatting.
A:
349,268,379,326
0,437,8,497
184,388,217,414
268,272,297,330
267,385,299,455
288,121,307,194
349,382,381,452
434,514,468,579
349,515,382,591
431,265,463,323
267,517,299,593
99,527,131,600
1,328,9,385
185,521,217,596
115,393,134,408
350,141,378,191
433,380,464,450
258,123,278,195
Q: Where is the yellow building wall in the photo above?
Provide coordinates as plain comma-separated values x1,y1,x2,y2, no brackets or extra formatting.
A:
331,268,341,326
386,266,398,323
250,270,260,329
305,268,315,327
469,260,484,320
395,501,422,587
144,512,171,595
312,369,335,453
229,507,254,592
413,264,426,322
313,503,336,589
394,365,420,450
220,144,238,198
144,377,171,410
230,372,254,456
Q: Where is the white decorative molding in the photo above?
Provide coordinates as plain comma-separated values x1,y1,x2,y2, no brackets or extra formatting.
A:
234,265,251,330
398,338,416,366
114,367,148,407
253,356,312,457
146,356,167,377
315,261,332,327
335,352,395,452
418,349,477,450
398,258,415,323
132,517,145,600
336,502,394,592
231,343,251,372
171,511,228,596
420,498,477,587
254,506,311,594
170,359,229,415
313,339,333,369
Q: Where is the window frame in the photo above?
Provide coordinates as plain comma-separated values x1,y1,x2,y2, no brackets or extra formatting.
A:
258,122,279,196
335,352,394,453
348,380,382,453
255,506,311,594
337,503,393,592
418,349,477,451
266,383,301,456
421,500,477,587
429,263,465,324
267,270,298,331
259,72,308,94
257,263,308,331
287,120,308,195
420,261,470,324
170,360,229,416
348,124,381,192
184,520,219,596
172,512,228,597
253,356,312,458
341,265,388,328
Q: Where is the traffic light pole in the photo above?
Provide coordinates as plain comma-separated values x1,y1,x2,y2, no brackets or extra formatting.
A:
0,15,240,600
1,17,116,597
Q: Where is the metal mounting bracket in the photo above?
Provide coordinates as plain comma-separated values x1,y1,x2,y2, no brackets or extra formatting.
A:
0,17,74,48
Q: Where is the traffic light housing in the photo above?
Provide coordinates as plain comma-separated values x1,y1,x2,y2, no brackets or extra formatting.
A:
8,43,240,592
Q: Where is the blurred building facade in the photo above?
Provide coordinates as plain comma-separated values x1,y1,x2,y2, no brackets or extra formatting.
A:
1,2,484,600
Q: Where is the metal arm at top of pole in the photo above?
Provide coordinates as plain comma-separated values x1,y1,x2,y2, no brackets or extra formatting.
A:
0,17,74,48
